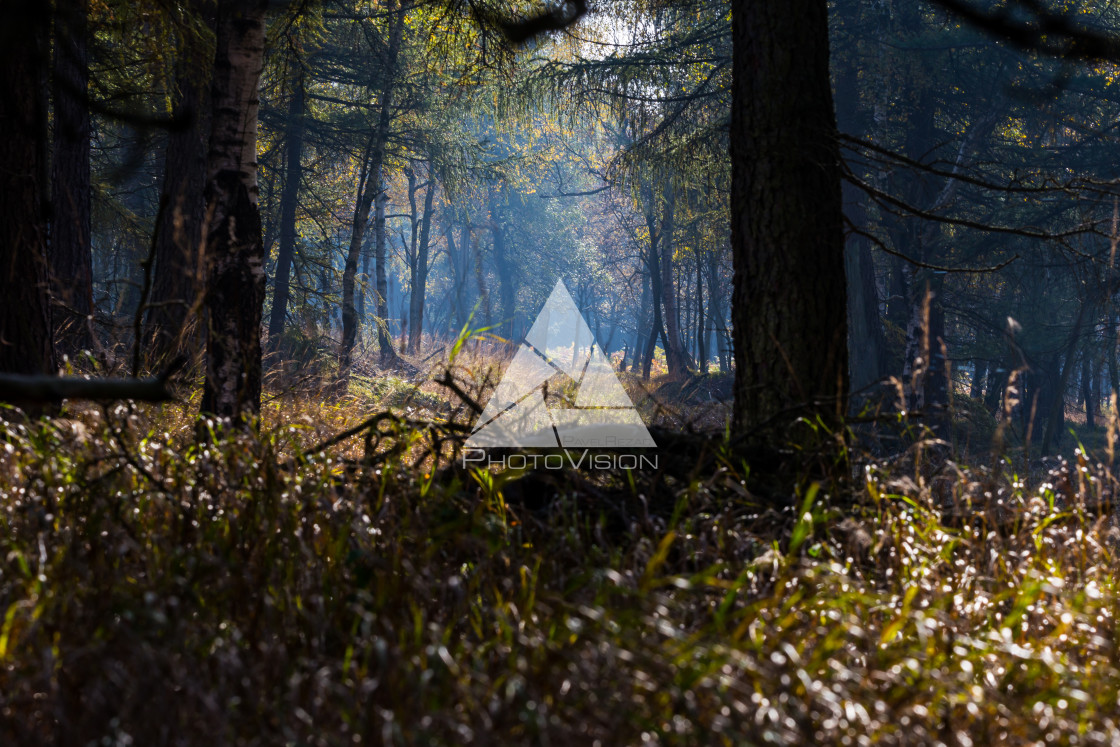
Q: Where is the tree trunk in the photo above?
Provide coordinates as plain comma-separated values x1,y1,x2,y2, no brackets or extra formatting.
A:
407,177,436,355
50,0,93,355
200,0,268,422
374,188,398,364
631,270,651,374
340,0,404,380
267,64,305,352
0,0,54,380
844,227,886,395
1109,318,1119,405
489,188,517,344
446,224,461,334
340,144,377,377
1082,352,1095,429
658,184,691,376
696,252,708,374
886,256,910,330
897,76,1003,432
985,359,1008,414
730,0,846,431
705,248,729,373
1042,304,1086,455
834,0,885,400
970,359,987,399
358,233,371,326
1089,346,1100,425
451,220,472,333
642,238,666,381
901,274,949,432
472,229,492,329
147,3,213,367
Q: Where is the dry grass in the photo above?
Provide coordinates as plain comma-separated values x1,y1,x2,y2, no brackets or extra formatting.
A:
2,347,1120,744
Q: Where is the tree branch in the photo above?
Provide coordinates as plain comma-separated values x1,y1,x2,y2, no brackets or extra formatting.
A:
931,0,1120,62
0,358,184,404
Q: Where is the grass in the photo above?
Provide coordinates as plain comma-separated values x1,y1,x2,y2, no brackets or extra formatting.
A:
3,356,1120,744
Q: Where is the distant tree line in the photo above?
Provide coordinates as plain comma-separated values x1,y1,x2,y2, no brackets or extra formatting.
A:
8,0,1120,456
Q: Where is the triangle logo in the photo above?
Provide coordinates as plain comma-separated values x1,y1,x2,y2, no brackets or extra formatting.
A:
466,280,656,449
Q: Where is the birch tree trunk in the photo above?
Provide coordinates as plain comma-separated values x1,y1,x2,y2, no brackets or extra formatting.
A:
200,0,268,421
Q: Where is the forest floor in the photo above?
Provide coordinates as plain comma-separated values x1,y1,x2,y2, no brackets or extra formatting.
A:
2,348,1120,744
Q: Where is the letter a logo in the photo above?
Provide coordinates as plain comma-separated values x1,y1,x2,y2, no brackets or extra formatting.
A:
466,280,656,449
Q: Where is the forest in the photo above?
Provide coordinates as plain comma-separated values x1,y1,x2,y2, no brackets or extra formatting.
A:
5,0,1120,743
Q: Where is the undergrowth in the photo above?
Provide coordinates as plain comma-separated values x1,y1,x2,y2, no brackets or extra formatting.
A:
1,389,1120,745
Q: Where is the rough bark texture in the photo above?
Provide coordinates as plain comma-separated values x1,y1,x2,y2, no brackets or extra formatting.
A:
730,0,847,431
49,0,93,354
147,4,213,366
267,65,305,351
200,0,268,421
0,1,55,378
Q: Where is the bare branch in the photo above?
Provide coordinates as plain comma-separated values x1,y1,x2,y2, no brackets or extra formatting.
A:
0,358,184,404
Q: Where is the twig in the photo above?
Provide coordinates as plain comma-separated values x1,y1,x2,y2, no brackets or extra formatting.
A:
435,371,483,414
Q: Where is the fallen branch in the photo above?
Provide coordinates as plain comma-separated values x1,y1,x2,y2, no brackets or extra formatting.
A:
0,358,184,404
434,371,483,415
